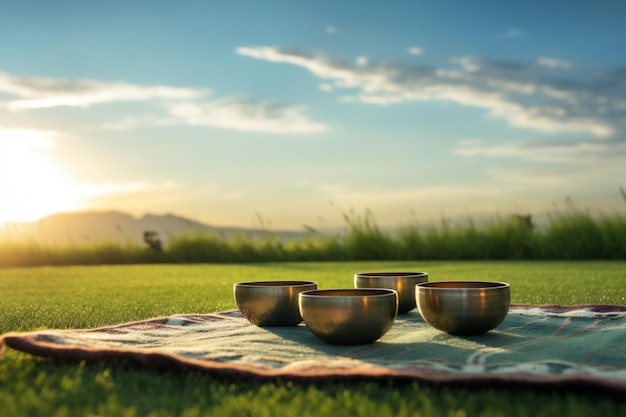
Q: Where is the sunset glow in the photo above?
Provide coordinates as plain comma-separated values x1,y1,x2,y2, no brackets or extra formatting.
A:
0,129,82,224
1,2,624,230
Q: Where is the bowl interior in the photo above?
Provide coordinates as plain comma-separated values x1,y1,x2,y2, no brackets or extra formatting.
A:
356,272,427,278
417,281,508,290
301,288,396,298
235,280,318,288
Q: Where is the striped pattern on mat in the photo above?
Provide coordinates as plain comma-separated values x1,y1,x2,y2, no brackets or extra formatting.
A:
2,304,625,392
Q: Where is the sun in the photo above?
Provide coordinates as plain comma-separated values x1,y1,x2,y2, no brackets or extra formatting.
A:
0,129,82,224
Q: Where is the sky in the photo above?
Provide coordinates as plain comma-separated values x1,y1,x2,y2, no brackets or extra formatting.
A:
1,0,625,231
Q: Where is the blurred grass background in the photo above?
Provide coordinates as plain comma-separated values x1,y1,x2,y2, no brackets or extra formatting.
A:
1,206,625,266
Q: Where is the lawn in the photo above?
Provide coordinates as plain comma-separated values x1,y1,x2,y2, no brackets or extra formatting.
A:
1,261,625,416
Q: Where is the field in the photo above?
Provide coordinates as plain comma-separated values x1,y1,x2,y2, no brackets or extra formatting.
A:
2,208,626,267
1,261,625,416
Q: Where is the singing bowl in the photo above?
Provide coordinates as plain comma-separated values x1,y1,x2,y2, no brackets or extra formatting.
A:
234,280,318,326
299,288,398,345
416,281,510,335
354,271,428,313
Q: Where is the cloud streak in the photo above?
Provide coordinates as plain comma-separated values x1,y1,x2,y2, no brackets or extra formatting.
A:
454,137,626,163
0,72,206,110
167,97,328,134
0,72,327,134
407,46,425,56
237,46,625,138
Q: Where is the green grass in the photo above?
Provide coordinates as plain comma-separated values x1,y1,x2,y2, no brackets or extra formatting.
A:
1,261,625,416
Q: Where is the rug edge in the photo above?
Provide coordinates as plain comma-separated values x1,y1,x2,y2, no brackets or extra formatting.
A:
2,332,625,395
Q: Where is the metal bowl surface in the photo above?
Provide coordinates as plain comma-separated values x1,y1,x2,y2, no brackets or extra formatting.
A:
355,271,428,313
299,288,398,345
416,281,510,335
234,280,318,326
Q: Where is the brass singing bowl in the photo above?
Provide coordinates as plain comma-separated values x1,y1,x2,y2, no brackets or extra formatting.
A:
234,280,318,326
299,288,398,345
416,281,510,335
355,271,428,314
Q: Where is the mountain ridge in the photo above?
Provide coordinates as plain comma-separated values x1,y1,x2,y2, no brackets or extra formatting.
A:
0,210,310,246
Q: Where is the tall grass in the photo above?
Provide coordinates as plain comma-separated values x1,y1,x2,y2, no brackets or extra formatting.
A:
397,216,539,260
1,204,625,266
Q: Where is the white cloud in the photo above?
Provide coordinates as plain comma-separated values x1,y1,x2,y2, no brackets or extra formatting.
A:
356,56,368,66
1,71,327,135
537,57,571,70
454,137,626,164
236,46,361,82
319,83,334,92
0,72,206,110
407,47,425,56
100,114,178,130
237,46,622,138
167,97,327,134
453,135,626,208
100,117,148,131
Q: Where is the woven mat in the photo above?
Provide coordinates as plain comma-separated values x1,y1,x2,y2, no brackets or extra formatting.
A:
2,305,625,392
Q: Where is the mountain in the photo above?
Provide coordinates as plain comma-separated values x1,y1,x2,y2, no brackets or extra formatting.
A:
0,211,311,246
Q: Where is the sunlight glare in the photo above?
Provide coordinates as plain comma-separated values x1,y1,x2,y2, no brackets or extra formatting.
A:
0,129,83,224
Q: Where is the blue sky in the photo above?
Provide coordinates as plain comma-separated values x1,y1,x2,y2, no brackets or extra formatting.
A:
1,1,625,230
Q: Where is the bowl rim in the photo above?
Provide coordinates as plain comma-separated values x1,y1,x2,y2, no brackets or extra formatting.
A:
416,281,509,290
234,280,318,288
300,288,398,298
355,271,428,278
